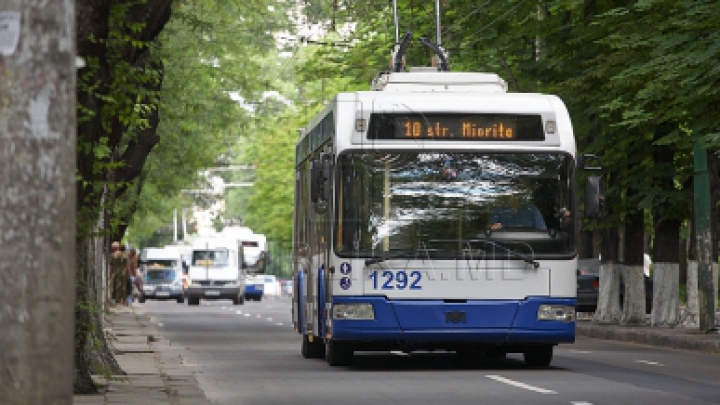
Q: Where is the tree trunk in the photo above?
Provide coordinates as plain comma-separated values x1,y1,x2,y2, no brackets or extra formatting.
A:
594,227,622,323
0,1,76,402
650,219,681,327
621,207,646,325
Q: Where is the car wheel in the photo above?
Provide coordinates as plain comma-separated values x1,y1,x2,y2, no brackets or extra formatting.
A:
138,295,146,304
485,347,507,359
325,340,352,366
187,296,200,306
176,296,184,304
524,345,553,367
301,334,325,359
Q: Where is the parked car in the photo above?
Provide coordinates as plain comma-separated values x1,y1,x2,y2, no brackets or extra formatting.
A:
576,258,653,314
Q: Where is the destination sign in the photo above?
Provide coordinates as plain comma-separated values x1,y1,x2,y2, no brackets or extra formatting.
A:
368,113,546,141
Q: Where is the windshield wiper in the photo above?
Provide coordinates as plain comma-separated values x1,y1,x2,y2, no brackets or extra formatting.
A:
364,249,436,266
427,239,539,268
466,239,539,268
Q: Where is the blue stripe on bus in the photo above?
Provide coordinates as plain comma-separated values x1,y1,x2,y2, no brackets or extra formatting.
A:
330,296,575,343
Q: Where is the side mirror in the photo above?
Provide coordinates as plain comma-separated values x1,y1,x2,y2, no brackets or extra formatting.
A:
584,175,604,219
578,154,602,171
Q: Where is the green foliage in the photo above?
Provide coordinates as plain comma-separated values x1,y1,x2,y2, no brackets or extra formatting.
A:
126,0,290,244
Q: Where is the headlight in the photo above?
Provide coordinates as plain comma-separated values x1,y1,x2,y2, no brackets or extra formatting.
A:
332,303,374,320
537,305,575,323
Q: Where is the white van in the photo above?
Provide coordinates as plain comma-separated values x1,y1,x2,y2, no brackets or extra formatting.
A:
240,233,267,273
186,237,247,306
139,247,185,303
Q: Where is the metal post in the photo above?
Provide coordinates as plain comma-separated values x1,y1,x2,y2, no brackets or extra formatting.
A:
182,208,188,241
392,0,399,43
693,141,716,333
173,208,179,241
0,1,76,403
435,0,442,46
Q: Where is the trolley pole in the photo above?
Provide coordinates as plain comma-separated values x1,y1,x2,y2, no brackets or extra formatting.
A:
693,142,717,333
0,1,76,404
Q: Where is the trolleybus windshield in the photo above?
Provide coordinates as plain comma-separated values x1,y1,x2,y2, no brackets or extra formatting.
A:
335,152,574,259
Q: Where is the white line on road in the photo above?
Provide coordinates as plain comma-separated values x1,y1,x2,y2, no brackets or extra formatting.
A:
244,314,251,317
266,318,273,321
256,314,262,318
485,375,557,394
569,349,592,354
570,402,594,405
635,360,663,366
236,311,242,314
276,322,284,326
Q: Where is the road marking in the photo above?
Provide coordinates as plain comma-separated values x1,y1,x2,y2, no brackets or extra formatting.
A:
391,351,409,356
266,317,273,321
244,314,251,317
569,349,592,354
256,314,262,318
236,311,242,314
485,375,557,394
635,360,663,366
570,402,594,405
157,323,164,327
276,322,284,326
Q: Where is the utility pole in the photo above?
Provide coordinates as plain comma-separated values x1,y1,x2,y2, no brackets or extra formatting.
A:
693,142,717,333
0,1,76,404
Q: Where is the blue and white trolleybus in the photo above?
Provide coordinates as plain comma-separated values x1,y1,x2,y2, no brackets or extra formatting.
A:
293,64,602,367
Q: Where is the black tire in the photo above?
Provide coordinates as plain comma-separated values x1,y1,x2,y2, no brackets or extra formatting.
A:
301,334,325,359
523,345,553,367
233,294,245,305
325,340,352,366
484,347,507,359
187,296,200,306
176,296,184,304
138,295,146,304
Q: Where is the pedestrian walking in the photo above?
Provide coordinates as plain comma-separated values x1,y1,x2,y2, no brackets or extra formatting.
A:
108,241,129,306
127,248,139,305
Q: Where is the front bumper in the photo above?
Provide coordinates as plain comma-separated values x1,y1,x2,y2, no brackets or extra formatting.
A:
185,285,241,299
142,287,184,300
329,296,576,346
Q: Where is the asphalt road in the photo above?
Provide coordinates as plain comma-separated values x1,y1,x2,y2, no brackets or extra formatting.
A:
141,297,720,405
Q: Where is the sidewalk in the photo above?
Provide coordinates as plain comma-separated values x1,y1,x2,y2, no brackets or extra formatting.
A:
73,305,210,405
576,313,720,354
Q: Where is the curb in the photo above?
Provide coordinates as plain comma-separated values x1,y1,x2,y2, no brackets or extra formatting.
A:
576,321,720,354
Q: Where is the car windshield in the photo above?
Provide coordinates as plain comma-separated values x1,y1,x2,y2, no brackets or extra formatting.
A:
192,249,230,266
146,269,177,282
335,151,575,259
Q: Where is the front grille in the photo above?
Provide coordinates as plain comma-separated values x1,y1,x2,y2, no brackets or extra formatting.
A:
197,280,230,286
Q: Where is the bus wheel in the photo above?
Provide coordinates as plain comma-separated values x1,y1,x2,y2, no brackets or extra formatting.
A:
301,334,324,359
325,340,352,366
523,345,553,367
